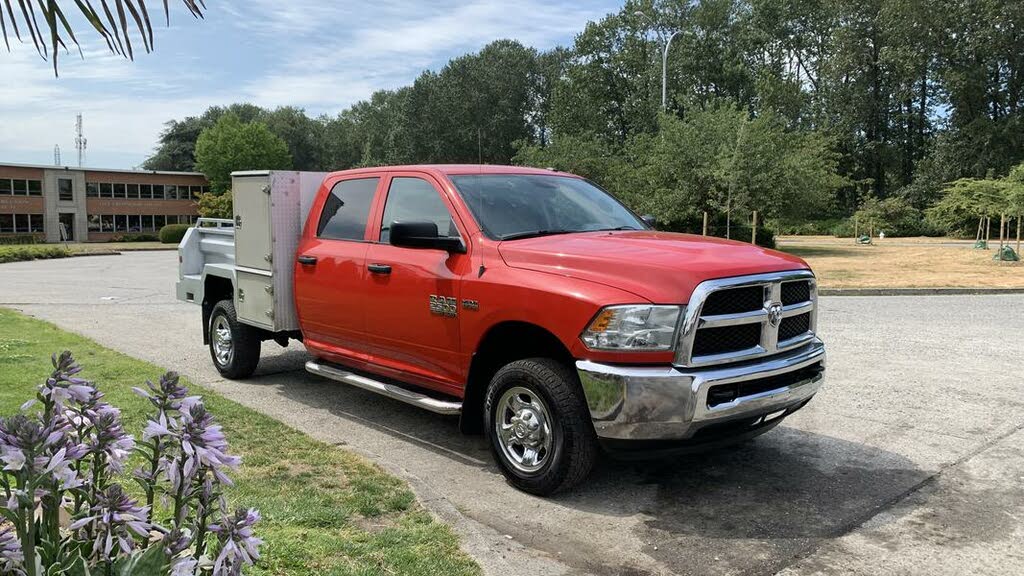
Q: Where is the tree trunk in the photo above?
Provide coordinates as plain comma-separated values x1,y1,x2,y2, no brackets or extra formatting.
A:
976,217,984,242
752,210,758,245
1016,214,1021,255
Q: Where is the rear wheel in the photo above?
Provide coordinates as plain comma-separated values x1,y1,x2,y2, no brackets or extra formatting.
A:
484,358,598,495
209,299,261,379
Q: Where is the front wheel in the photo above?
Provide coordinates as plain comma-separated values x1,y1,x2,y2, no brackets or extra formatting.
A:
484,358,598,495
208,300,261,379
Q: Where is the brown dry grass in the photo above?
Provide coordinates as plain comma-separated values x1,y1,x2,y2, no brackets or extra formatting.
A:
777,236,1023,289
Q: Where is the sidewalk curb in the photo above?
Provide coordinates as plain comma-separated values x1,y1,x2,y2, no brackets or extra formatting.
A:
820,288,1024,296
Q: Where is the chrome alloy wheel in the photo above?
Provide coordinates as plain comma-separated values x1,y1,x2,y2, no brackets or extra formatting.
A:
495,386,554,474
211,315,234,367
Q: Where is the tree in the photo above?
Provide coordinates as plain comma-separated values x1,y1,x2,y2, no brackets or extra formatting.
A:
1,1,204,75
194,114,292,193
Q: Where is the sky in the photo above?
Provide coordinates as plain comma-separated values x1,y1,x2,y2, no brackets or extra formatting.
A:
0,0,621,170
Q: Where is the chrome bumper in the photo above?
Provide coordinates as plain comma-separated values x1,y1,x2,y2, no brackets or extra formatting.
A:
576,339,825,441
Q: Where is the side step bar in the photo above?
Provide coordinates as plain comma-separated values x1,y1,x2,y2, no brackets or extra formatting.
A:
305,361,462,415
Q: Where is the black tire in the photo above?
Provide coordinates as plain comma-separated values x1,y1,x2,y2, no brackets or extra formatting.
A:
484,358,598,495
208,299,261,379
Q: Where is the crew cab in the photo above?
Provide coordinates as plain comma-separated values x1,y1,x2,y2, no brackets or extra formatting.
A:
176,166,825,495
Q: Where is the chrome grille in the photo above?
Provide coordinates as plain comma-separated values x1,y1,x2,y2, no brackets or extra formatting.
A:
676,270,818,367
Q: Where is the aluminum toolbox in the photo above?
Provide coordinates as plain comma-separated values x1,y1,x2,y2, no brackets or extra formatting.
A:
230,170,326,332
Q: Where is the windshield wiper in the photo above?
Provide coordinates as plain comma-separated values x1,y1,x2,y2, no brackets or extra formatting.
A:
593,226,641,231
499,229,575,241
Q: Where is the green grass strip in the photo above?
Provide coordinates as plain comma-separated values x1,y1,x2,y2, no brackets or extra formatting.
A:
0,308,481,576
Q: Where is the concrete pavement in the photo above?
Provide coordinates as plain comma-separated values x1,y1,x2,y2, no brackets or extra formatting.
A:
1,252,1022,575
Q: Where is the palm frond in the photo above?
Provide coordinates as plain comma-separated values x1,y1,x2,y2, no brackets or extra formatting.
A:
1,0,205,76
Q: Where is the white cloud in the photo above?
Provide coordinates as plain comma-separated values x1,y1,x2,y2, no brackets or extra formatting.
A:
0,1,618,168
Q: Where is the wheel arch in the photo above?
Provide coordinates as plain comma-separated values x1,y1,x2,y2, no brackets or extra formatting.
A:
460,321,576,434
201,271,235,345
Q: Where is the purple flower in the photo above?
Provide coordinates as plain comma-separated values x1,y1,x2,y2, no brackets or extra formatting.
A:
209,508,262,576
83,405,135,474
0,414,81,489
146,402,241,487
39,351,96,407
133,372,193,413
69,485,154,560
0,522,24,576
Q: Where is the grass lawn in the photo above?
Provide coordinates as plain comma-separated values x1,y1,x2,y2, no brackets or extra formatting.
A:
0,308,480,576
0,242,174,263
778,236,1023,289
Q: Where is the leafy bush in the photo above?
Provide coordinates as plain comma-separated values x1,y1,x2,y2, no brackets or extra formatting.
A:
111,234,160,243
197,192,233,219
159,224,191,244
0,246,69,264
853,196,943,237
0,351,261,576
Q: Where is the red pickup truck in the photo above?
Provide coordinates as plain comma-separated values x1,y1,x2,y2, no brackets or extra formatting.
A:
177,165,825,494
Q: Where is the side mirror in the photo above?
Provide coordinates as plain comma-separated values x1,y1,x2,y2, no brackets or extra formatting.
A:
389,221,466,253
641,214,657,228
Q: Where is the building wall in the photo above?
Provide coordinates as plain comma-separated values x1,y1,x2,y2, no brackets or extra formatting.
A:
0,164,205,243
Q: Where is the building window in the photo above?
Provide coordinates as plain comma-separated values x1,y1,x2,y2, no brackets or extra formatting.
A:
127,184,139,199
113,183,126,199
88,215,101,232
140,184,152,199
127,215,141,232
0,214,12,233
141,215,153,231
29,214,43,233
14,214,28,233
101,215,113,232
100,183,113,198
167,185,178,200
86,183,99,197
28,180,42,196
0,179,10,195
152,185,164,200
114,215,127,232
12,180,27,196
58,178,74,202
154,215,166,229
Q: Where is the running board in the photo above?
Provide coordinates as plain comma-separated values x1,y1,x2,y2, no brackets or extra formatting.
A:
305,361,462,415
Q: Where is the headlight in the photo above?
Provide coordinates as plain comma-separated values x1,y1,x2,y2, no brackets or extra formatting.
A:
580,305,682,351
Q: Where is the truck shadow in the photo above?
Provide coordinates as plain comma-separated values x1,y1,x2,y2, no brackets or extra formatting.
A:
251,356,925,573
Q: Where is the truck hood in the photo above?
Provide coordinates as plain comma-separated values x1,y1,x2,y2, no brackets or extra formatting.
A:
497,231,809,303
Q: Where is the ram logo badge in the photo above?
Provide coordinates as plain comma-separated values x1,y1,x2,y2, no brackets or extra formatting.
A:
429,295,458,317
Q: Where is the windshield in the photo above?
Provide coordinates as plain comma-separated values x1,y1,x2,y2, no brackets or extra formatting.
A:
449,174,647,240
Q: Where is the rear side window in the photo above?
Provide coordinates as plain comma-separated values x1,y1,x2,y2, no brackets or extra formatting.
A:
317,177,379,240
379,177,457,243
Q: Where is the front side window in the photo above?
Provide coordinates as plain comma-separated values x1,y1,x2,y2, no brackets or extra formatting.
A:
58,179,73,202
450,174,645,240
316,177,378,241
379,177,457,243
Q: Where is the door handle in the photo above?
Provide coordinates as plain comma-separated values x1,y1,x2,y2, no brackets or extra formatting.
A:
367,263,392,275
297,255,318,265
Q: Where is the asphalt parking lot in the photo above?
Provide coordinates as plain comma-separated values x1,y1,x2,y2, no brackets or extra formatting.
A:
1,251,1022,576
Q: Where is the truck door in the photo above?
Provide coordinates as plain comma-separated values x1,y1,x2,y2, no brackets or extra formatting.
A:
362,174,471,393
294,176,381,359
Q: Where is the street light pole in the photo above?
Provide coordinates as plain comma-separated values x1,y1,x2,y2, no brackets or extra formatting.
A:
660,31,680,109
635,11,678,109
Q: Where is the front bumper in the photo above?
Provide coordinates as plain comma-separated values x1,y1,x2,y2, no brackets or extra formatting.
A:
576,339,825,441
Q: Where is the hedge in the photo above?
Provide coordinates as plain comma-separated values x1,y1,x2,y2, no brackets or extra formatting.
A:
159,224,191,244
